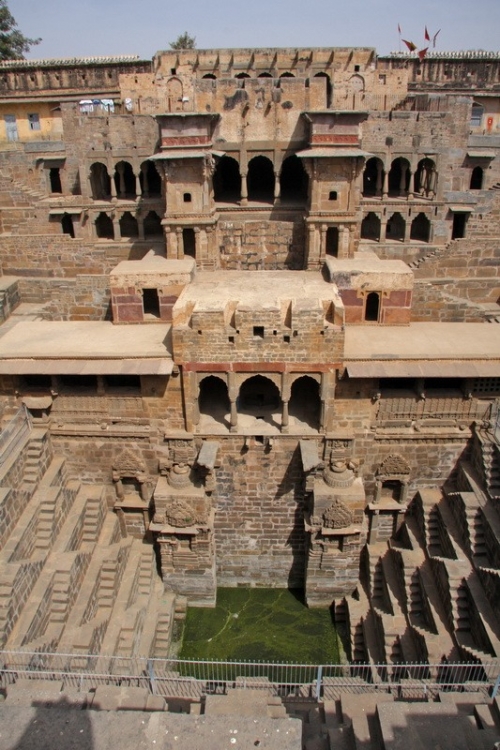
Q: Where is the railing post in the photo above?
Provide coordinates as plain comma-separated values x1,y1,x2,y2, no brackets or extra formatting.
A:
315,665,323,701
147,659,157,695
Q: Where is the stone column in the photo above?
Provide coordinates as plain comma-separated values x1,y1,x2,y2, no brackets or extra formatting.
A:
176,227,183,259
407,170,414,201
135,171,142,197
404,215,411,243
240,171,248,206
228,372,238,432
320,224,327,261
429,167,437,199
340,225,350,258
110,169,117,199
112,213,121,240
274,172,280,203
380,217,388,242
382,169,389,199
281,401,289,433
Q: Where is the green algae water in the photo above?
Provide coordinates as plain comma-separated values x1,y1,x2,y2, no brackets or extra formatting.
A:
179,588,342,664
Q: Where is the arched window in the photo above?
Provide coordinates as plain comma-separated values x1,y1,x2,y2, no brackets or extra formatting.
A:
114,161,136,199
410,213,430,242
95,212,114,239
90,162,111,200
363,157,383,197
414,158,436,197
365,292,380,322
61,213,74,238
386,213,405,242
140,161,161,197
213,155,241,202
247,155,274,203
143,211,162,238
238,375,280,425
202,73,216,80
470,166,483,190
280,72,295,78
289,376,320,430
257,72,273,78
361,212,381,241
235,72,250,79
388,158,410,197
279,154,308,203
119,211,138,239
199,376,230,428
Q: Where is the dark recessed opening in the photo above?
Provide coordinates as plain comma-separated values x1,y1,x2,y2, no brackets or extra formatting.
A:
253,326,264,338
329,191,338,200
143,288,160,318
183,192,192,202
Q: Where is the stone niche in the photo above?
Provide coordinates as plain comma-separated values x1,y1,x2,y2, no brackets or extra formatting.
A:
367,453,411,544
150,437,218,606
110,253,196,324
112,447,153,540
302,440,366,606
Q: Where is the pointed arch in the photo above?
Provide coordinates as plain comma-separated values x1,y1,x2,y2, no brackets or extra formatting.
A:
279,154,308,203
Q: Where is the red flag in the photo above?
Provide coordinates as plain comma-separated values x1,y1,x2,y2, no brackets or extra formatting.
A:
418,47,428,61
432,29,441,48
424,26,430,41
402,39,417,52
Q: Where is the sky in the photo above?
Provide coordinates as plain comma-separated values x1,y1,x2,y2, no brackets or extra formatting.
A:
10,0,500,62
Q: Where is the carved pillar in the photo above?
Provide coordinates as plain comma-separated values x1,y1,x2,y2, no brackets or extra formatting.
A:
380,217,388,242
176,227,183,259
274,171,280,203
404,215,411,243
110,169,117,199
228,372,238,433
112,213,121,240
340,225,350,258
320,224,327,261
112,470,124,500
240,171,248,206
135,171,142,197
382,169,389,199
407,170,414,201
429,167,437,199
281,372,291,434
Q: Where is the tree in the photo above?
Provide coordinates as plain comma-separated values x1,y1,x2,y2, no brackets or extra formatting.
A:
0,0,40,60
169,32,196,50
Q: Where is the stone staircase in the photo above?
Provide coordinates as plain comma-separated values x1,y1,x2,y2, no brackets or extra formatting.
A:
0,410,177,660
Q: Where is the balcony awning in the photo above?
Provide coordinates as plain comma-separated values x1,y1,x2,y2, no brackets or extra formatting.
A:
467,150,496,159
345,360,500,379
0,358,173,376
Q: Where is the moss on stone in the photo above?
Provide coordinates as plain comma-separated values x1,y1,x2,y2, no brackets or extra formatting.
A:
179,588,341,663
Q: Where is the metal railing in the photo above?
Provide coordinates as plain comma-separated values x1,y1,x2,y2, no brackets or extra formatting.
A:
0,650,498,701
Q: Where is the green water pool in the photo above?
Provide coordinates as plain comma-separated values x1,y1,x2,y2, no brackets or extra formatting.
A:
179,588,342,663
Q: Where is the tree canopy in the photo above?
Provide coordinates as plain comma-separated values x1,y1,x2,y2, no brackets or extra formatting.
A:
169,32,196,50
0,0,40,60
